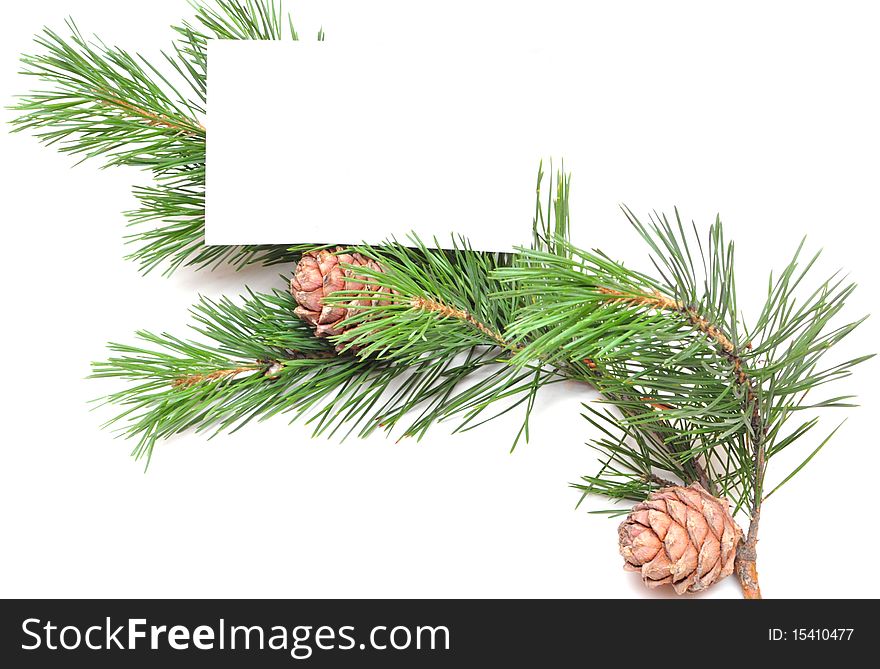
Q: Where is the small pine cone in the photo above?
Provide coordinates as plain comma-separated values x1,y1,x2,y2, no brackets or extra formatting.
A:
618,483,742,594
290,248,394,341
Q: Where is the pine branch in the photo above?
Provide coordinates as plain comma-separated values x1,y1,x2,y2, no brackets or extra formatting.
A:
500,200,870,597
496,249,751,503
11,20,205,167
91,280,562,465
93,163,870,507
87,164,870,505
91,170,576,461
10,1,308,274
82,150,869,598
572,272,765,595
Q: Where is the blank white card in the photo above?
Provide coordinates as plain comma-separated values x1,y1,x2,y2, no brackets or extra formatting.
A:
205,41,575,250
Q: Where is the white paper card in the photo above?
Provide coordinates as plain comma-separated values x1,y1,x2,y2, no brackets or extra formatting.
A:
206,29,880,253
205,41,573,250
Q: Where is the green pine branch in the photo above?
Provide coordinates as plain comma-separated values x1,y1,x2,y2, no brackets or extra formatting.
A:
91,165,870,520
500,203,870,538
10,1,312,274
91,287,556,467
90,163,871,596
90,168,563,463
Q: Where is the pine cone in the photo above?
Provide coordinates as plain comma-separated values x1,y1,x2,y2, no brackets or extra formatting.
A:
290,248,393,340
618,483,742,594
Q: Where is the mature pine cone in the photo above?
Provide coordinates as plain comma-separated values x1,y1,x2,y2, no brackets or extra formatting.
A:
290,248,393,340
618,483,742,594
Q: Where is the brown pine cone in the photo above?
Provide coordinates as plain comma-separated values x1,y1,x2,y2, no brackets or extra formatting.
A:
290,248,394,340
618,483,742,594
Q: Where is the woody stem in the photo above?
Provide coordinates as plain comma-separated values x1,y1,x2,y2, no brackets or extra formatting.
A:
736,433,765,599
97,89,205,136
735,511,762,599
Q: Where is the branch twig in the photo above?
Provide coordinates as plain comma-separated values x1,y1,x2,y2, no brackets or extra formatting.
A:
171,351,335,389
98,91,205,136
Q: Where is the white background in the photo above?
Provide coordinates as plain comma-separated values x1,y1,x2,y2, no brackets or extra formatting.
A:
1,0,878,599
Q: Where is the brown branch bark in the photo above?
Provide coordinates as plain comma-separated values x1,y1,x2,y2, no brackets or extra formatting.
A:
735,509,763,599
645,473,677,488
409,297,521,352
171,351,335,388
97,92,205,136
173,364,261,388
